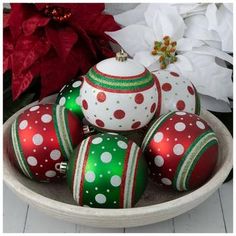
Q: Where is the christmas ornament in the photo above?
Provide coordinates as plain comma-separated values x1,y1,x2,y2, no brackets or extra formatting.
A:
8,104,88,182
59,133,148,208
142,111,218,191
154,70,200,117
56,77,83,119
80,50,159,131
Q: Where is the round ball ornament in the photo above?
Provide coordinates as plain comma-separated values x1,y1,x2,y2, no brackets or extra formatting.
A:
56,78,83,119
8,104,86,182
80,50,159,131
142,111,218,191
60,133,148,208
154,70,201,117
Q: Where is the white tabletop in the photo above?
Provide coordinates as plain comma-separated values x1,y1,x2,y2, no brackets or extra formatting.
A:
3,180,232,233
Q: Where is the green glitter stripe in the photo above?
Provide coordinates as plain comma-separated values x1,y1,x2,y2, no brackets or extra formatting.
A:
53,106,67,159
54,106,73,159
73,138,89,204
88,68,153,91
125,144,139,208
141,112,175,150
11,119,33,179
173,131,217,191
184,139,218,190
63,107,74,157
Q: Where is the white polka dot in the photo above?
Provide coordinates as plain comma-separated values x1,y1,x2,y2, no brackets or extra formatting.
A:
154,132,164,143
92,137,103,144
117,140,128,149
29,106,39,112
175,122,186,132
32,134,43,146
154,155,164,167
19,120,28,130
27,156,37,166
176,111,186,116
108,132,119,135
41,114,52,123
85,171,96,182
101,152,112,163
95,194,106,204
50,150,61,160
110,175,121,187
45,170,56,178
161,178,172,185
173,144,184,155
76,96,80,105
196,121,205,129
72,81,82,88
59,97,66,106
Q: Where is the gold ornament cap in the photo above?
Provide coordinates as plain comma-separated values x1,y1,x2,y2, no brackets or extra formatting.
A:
116,49,128,62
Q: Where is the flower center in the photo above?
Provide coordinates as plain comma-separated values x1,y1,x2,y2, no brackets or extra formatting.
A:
151,36,177,69
44,5,72,23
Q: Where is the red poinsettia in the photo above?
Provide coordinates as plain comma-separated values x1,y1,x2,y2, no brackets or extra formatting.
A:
3,3,120,100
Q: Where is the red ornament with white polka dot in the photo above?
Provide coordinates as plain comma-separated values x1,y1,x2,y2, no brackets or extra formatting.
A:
153,70,201,118
79,50,158,131
142,111,218,191
8,104,85,182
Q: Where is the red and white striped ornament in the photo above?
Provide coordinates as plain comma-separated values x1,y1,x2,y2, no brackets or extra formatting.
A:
142,111,218,191
8,104,84,182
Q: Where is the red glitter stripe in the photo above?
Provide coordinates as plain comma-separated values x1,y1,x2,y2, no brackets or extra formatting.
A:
93,65,148,80
78,137,92,206
119,141,133,208
131,148,143,207
153,74,162,117
85,77,153,93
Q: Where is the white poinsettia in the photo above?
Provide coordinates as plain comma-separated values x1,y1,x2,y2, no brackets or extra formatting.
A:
106,3,233,112
205,3,233,52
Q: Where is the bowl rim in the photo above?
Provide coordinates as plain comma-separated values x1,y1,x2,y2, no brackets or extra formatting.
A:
3,96,233,219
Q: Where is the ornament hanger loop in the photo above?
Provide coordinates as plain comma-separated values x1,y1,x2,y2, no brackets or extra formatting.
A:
116,49,128,62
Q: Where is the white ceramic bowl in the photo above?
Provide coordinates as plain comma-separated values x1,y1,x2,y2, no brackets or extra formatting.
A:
3,95,232,228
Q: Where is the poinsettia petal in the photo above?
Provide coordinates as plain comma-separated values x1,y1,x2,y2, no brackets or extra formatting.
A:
9,4,36,39
200,94,232,112
22,14,49,36
177,38,204,52
180,52,233,101
35,3,47,10
214,4,233,52
106,25,155,57
80,14,120,39
191,46,233,64
144,4,186,41
114,3,147,26
184,14,221,41
133,50,157,68
3,29,14,72
173,3,208,18
174,55,193,71
12,34,51,76
12,70,34,100
45,25,78,60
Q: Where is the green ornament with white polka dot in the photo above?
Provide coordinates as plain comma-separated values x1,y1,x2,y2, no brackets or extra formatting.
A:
63,133,148,208
56,78,84,119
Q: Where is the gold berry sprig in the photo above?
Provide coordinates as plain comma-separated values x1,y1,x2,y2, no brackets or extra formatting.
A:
151,36,177,69
44,5,72,23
